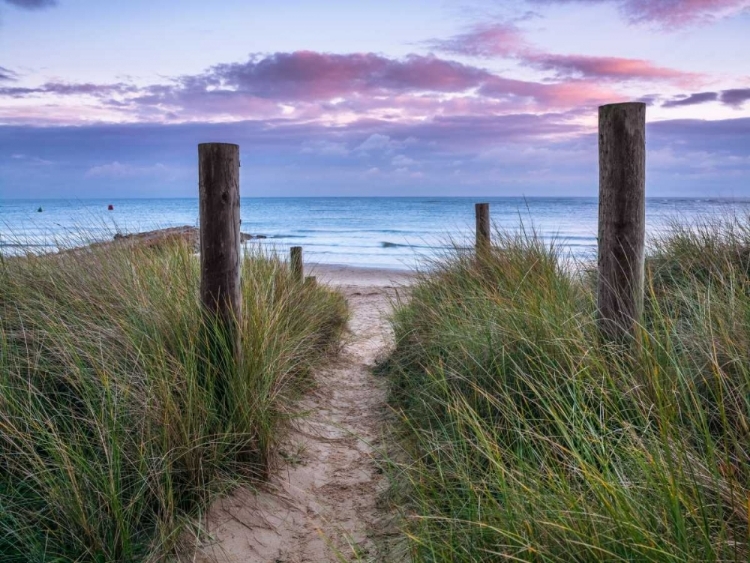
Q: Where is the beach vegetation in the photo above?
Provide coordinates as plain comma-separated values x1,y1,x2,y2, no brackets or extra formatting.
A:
382,217,750,562
0,235,347,562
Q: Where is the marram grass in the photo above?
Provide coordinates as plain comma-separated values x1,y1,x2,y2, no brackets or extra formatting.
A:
0,237,347,562
382,219,749,562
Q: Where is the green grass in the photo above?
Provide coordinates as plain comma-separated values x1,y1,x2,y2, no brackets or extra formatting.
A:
382,219,750,562
0,236,347,562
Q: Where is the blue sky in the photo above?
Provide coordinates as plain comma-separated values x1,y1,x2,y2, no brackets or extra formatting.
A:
1,0,749,198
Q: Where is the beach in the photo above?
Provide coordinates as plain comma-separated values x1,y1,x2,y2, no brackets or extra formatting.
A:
309,262,416,288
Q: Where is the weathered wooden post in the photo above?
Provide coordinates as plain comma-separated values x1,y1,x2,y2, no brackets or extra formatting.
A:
475,203,490,253
597,102,646,341
290,246,303,283
199,142,242,350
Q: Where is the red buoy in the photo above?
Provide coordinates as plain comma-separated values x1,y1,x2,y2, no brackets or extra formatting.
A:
108,204,114,211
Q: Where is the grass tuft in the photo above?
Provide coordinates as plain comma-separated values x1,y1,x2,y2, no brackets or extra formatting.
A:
382,221,750,562
0,236,347,562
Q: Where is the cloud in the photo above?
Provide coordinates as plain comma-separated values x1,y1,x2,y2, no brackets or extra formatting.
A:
635,94,660,105
529,0,750,27
426,23,529,58
356,134,401,153
479,76,618,107
377,112,586,148
0,81,137,98
184,51,492,101
647,118,750,186
3,116,750,197
84,161,175,180
662,91,719,107
649,117,750,152
721,89,750,108
0,110,585,165
300,140,349,156
392,154,417,167
1,50,628,124
429,22,700,86
2,0,57,9
662,88,750,108
528,54,697,84
0,66,17,81
7,153,52,165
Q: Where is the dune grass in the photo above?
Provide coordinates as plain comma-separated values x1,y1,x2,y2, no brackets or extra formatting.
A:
0,236,347,562
382,218,750,562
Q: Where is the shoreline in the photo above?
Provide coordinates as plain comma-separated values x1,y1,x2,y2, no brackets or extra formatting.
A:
308,262,416,288
2,225,418,288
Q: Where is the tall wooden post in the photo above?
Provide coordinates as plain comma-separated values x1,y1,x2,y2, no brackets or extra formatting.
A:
290,246,303,283
597,102,646,341
475,203,490,253
199,142,242,335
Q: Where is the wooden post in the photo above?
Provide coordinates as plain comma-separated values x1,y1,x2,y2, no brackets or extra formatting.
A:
597,102,646,341
475,203,490,253
290,246,303,283
199,142,242,332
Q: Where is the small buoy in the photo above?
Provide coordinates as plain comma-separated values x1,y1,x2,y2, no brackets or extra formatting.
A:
108,204,114,211
37,206,43,212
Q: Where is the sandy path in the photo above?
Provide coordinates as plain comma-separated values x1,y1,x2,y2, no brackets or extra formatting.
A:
192,266,411,563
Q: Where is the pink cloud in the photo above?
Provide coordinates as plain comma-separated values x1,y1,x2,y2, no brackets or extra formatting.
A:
613,0,750,25
205,51,491,100
0,50,637,126
426,23,529,58
228,51,622,113
0,52,492,108
479,75,619,109
530,0,750,26
430,23,701,86
529,54,699,86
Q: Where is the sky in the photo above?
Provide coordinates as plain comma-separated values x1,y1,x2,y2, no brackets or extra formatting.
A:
0,0,749,198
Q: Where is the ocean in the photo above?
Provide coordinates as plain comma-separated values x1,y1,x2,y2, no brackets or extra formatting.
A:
2,197,749,270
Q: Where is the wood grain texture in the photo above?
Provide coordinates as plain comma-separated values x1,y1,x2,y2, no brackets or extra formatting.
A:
198,143,241,325
475,203,490,252
597,102,646,341
290,246,303,284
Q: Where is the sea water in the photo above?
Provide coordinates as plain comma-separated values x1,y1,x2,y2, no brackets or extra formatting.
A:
2,197,749,270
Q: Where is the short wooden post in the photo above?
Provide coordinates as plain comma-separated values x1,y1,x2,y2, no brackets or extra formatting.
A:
597,102,646,341
290,246,303,283
475,203,490,253
199,142,242,338
305,275,317,287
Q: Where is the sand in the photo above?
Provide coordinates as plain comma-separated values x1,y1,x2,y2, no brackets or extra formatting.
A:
190,264,413,563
